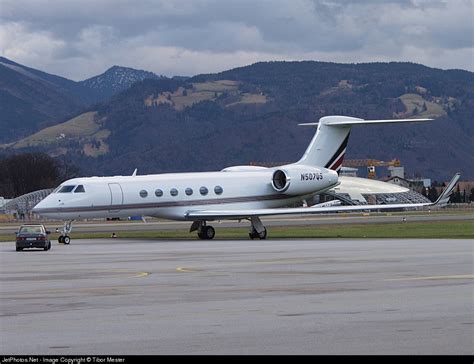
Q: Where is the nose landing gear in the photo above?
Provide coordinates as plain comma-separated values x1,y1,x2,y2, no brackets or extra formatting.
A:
57,220,73,244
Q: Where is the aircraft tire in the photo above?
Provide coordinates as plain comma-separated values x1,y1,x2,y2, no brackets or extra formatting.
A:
258,228,267,240
58,236,64,244
204,226,215,240
63,236,71,245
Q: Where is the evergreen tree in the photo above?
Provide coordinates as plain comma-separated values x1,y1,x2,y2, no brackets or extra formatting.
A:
428,187,439,202
451,185,462,203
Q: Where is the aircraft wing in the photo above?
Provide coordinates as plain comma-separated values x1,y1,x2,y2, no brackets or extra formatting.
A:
185,173,460,220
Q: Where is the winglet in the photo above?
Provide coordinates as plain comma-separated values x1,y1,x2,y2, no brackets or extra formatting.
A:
434,173,461,207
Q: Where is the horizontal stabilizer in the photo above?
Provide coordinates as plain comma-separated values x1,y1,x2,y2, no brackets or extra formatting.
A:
323,118,432,126
298,117,432,128
298,122,319,126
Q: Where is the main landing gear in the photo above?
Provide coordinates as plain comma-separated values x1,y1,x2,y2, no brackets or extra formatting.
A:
190,221,215,240
189,217,268,240
57,220,73,244
248,216,267,240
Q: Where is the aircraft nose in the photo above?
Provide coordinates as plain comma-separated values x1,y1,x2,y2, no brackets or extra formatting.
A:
32,199,44,214
32,196,52,214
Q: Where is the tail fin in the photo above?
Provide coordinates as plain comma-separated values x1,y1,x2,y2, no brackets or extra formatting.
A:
296,116,431,172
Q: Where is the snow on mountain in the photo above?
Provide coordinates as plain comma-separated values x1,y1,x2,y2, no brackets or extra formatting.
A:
80,66,163,101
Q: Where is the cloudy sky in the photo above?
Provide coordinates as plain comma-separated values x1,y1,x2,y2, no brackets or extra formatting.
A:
0,0,472,80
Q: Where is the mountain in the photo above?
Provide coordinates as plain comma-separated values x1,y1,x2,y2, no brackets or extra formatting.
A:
3,61,473,180
0,57,163,143
80,65,162,102
0,57,91,143
0,56,97,104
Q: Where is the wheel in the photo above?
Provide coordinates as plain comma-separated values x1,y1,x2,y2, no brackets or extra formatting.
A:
258,228,267,240
249,228,261,240
58,236,64,244
197,226,215,240
204,226,215,240
63,236,71,245
16,247,23,251
44,241,51,251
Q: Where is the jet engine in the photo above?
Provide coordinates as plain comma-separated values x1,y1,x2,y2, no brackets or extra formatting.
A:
271,165,337,195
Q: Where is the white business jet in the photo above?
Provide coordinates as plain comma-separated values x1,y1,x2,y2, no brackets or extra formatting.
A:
32,116,460,243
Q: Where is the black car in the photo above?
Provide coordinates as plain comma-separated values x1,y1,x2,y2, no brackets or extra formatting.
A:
15,224,51,251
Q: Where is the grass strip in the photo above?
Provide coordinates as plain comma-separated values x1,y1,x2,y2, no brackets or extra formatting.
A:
1,221,472,242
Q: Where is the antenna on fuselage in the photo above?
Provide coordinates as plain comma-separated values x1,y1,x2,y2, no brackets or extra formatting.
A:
132,168,138,176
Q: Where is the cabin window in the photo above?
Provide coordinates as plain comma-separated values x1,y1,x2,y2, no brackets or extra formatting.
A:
185,188,193,196
139,190,148,198
214,186,223,195
199,186,208,196
155,189,163,197
170,188,178,196
58,185,76,193
74,185,85,193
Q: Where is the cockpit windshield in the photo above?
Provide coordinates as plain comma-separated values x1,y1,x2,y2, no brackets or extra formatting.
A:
58,185,76,193
74,185,85,193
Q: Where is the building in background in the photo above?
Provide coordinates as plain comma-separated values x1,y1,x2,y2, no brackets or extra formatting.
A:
339,166,358,177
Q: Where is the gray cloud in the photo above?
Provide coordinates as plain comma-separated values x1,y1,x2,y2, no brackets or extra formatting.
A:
0,0,472,80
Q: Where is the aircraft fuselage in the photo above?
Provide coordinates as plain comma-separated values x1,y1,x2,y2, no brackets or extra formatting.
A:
34,167,339,221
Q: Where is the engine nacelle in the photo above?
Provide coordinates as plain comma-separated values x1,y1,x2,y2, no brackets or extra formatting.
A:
271,165,338,195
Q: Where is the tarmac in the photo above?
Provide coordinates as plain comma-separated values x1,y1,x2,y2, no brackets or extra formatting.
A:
0,237,473,355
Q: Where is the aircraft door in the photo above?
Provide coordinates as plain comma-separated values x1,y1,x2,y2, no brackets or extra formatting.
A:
108,183,123,207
